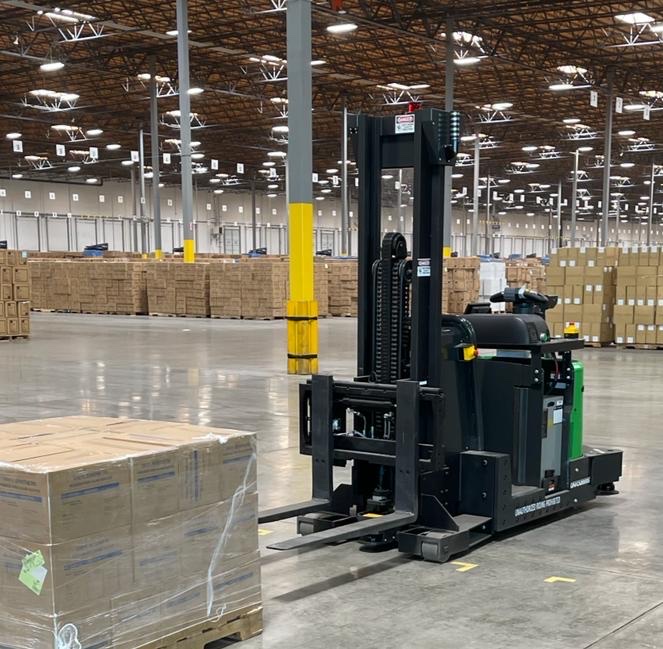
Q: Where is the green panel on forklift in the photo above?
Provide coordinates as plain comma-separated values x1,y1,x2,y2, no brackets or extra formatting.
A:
569,361,584,459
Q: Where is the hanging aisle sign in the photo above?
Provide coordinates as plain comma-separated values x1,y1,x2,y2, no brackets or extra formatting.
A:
590,90,598,108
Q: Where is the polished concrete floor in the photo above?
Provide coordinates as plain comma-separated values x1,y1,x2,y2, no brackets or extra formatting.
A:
2,314,662,649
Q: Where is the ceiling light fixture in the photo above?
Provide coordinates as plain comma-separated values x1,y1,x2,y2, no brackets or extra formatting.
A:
618,129,636,136
563,118,581,124
40,61,65,72
557,65,588,75
106,143,121,150
549,82,574,91
187,87,204,95
6,132,21,140
67,165,81,172
268,151,287,158
326,23,358,34
85,178,99,184
454,56,481,66
615,12,655,25
86,128,103,136
121,160,134,166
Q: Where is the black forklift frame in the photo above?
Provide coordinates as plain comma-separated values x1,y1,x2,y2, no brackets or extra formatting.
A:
259,109,622,562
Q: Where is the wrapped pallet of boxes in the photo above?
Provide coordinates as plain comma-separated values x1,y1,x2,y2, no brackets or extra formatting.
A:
314,261,330,318
146,262,210,317
328,260,358,317
76,262,148,315
209,261,243,318
443,257,480,314
0,249,31,338
241,258,288,319
0,416,262,648
614,247,663,347
547,246,620,342
505,259,546,294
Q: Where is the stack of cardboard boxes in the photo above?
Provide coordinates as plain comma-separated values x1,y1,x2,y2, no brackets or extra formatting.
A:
327,260,358,317
30,261,147,315
1,249,31,338
443,257,480,314
76,262,147,315
505,259,546,294
546,247,619,343
0,416,261,648
613,247,663,346
240,259,289,320
209,262,243,318
146,263,210,317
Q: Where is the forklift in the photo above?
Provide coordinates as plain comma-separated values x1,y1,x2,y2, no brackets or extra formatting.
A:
260,109,622,562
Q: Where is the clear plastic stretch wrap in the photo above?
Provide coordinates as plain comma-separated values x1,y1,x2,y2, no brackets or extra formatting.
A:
0,416,261,649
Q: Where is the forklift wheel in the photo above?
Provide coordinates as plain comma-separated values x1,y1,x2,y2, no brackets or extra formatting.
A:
597,482,619,496
298,521,316,536
421,541,450,564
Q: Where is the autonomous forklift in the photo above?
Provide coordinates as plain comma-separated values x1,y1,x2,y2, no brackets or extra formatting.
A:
260,109,622,562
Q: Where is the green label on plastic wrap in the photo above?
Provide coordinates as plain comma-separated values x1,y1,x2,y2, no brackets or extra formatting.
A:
19,550,47,595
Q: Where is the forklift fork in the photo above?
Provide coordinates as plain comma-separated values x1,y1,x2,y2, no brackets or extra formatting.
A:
262,379,421,550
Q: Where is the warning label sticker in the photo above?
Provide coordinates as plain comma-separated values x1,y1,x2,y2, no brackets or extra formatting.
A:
395,114,415,134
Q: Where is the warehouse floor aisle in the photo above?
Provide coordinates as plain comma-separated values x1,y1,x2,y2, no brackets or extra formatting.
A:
2,314,662,649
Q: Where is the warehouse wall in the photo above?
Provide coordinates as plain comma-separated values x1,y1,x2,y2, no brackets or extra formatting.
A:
0,177,654,256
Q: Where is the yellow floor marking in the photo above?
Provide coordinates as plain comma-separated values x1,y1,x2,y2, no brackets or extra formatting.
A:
258,528,274,536
544,576,576,584
451,561,479,572
362,513,384,518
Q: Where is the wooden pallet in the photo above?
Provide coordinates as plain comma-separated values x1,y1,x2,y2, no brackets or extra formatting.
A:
0,335,29,341
584,342,613,348
210,315,242,320
31,308,75,313
618,344,663,351
133,606,263,649
149,313,209,319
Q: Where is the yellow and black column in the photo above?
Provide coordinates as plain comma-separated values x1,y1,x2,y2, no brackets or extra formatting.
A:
286,0,318,374
175,0,195,264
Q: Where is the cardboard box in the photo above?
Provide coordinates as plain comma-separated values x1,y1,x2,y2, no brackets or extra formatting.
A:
0,606,113,649
13,267,29,284
657,325,663,346
7,317,18,335
13,284,30,301
613,305,634,326
18,317,29,334
1,284,12,300
0,527,131,615
646,324,657,345
636,324,647,344
625,324,636,344
5,301,17,318
634,305,655,324
614,323,626,345
565,305,583,323
0,443,132,543
589,323,613,343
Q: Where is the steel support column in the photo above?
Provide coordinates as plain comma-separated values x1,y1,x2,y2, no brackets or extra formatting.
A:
571,149,579,246
556,179,562,252
286,0,318,374
485,174,491,256
251,178,257,251
149,57,163,259
176,0,195,263
139,128,147,254
648,161,656,246
472,135,480,256
601,70,614,247
341,104,349,256
442,16,455,258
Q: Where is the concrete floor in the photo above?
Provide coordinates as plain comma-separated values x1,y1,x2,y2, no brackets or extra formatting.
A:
2,314,663,649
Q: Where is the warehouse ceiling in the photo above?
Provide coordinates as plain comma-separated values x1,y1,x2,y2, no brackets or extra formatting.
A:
0,0,662,224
